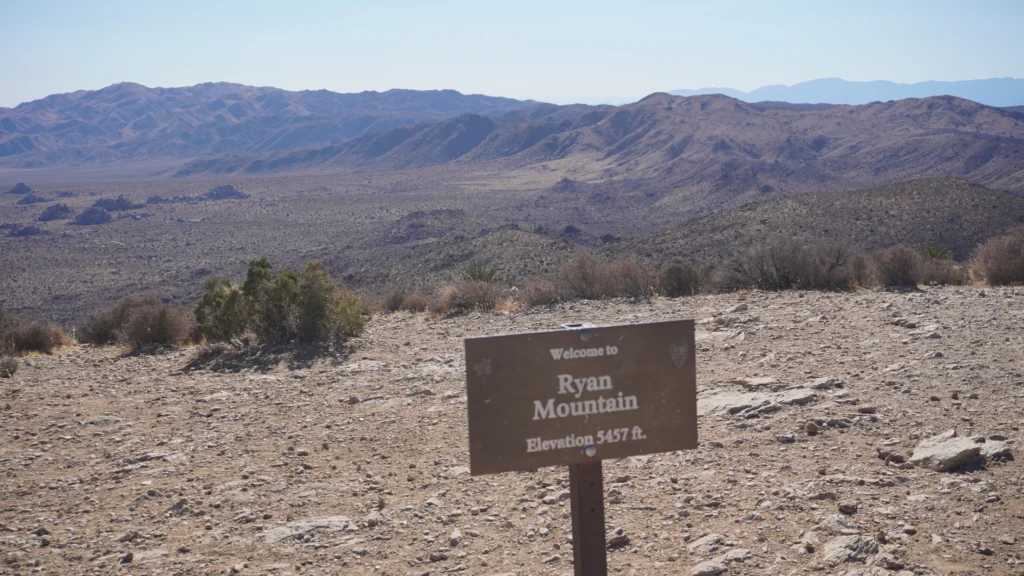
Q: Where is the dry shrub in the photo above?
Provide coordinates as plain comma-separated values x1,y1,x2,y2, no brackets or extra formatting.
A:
430,282,500,315
400,294,429,312
555,252,608,300
552,252,656,301
383,291,406,312
972,225,1024,285
80,296,161,344
722,238,854,291
659,260,701,297
874,245,921,287
429,286,458,316
0,355,17,378
0,312,69,354
919,258,970,286
520,278,560,307
117,303,194,350
850,253,873,288
605,256,656,299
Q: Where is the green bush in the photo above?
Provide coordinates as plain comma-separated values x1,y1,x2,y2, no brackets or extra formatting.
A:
195,279,248,342
195,258,364,346
459,259,500,283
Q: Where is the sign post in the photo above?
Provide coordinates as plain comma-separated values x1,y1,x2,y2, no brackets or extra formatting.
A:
464,320,698,575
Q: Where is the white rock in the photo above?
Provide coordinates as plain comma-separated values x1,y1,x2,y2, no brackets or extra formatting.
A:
909,430,983,472
258,516,355,543
822,535,879,566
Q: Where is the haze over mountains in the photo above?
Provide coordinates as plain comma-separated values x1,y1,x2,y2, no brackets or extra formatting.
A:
0,82,532,166
179,92,1024,202
670,77,1024,107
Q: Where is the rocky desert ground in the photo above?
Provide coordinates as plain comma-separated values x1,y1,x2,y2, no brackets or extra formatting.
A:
1,286,1022,576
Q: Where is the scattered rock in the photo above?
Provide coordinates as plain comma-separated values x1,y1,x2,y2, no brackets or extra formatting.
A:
822,535,879,566
909,429,983,471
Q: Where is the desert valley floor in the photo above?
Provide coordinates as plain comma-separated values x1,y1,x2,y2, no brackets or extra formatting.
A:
1,286,1022,576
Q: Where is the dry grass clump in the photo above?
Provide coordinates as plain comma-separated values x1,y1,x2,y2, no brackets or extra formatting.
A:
400,294,429,312
918,258,970,286
0,355,17,378
430,281,501,316
972,225,1024,285
520,278,560,307
0,309,69,354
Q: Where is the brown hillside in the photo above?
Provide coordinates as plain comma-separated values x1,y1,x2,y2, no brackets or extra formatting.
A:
178,93,1024,202
620,177,1024,262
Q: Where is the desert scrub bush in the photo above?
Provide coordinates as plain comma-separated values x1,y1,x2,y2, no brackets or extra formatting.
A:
2,323,69,354
296,262,365,343
383,291,407,313
400,294,429,312
195,258,364,346
604,256,657,299
722,238,854,291
519,278,560,307
117,302,195,350
80,296,161,344
972,225,1024,285
555,252,609,300
431,282,501,315
0,355,17,378
874,245,921,287
659,260,701,297
459,259,500,283
195,279,248,342
0,310,69,354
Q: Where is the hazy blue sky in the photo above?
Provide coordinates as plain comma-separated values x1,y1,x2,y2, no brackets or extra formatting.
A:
2,0,1022,107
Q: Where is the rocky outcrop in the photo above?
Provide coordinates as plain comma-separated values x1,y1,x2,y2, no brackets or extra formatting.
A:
7,182,31,195
38,204,74,221
71,207,113,226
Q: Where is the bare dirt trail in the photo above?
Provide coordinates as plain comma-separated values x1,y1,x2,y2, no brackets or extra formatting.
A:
1,286,1022,575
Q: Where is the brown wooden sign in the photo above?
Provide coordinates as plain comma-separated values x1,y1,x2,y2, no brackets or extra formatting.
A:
465,320,697,476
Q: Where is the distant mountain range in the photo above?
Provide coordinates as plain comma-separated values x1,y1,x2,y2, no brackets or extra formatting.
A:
0,82,534,167
670,78,1024,107
178,92,1024,205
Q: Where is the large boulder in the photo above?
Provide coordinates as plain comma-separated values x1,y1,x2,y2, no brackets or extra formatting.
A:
909,429,984,472
822,535,879,566
7,183,31,195
72,207,113,226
